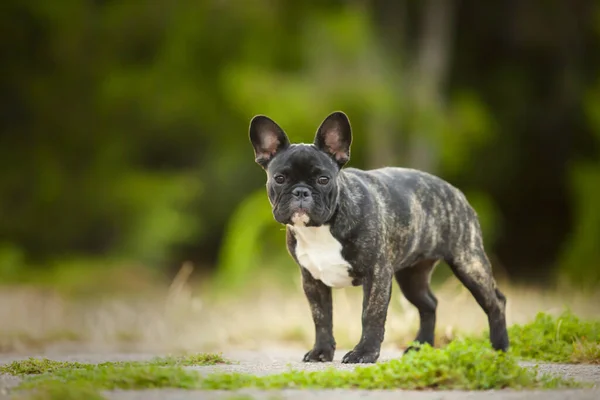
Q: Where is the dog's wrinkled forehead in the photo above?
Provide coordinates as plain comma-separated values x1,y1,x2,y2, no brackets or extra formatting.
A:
268,144,338,176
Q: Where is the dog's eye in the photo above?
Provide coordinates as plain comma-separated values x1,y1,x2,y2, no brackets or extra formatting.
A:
274,175,285,184
317,176,330,185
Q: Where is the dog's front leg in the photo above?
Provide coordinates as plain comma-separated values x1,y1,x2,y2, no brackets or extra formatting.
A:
301,267,336,362
342,263,393,364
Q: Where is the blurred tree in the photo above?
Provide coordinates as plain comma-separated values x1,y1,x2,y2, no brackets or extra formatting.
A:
0,0,599,286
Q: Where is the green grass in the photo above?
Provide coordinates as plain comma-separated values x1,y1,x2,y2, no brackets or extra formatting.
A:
572,340,600,364
10,339,579,397
0,359,88,375
199,339,578,391
5,312,598,398
19,365,202,391
490,311,600,364
7,353,228,399
0,353,227,375
12,382,107,400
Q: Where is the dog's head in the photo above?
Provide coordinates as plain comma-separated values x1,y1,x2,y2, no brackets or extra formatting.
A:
249,111,352,227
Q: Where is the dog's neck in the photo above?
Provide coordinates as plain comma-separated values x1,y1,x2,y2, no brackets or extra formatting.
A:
324,170,363,233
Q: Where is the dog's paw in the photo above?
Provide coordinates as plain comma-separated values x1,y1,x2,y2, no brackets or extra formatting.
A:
341,348,379,364
403,341,429,354
403,345,420,354
303,346,335,362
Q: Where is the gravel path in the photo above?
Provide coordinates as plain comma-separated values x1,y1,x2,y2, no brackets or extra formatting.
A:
1,347,599,399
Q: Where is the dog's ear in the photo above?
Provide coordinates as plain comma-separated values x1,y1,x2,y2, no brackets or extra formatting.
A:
249,115,290,169
314,111,352,167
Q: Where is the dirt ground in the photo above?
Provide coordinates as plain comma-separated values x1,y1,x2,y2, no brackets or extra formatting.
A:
1,347,599,400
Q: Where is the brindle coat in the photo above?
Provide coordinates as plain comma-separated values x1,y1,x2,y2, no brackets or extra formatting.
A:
249,111,509,364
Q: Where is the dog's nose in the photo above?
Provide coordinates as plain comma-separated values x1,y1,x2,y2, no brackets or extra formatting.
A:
292,187,312,199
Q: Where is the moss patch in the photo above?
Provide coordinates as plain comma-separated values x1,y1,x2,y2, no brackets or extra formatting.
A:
11,340,579,396
9,353,228,399
496,311,600,364
0,359,87,375
0,353,227,375
12,382,106,400
19,365,201,391
6,313,598,397
200,339,579,391
143,353,228,367
572,340,600,364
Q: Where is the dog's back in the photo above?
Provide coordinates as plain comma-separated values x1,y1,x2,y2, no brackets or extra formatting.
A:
340,166,482,266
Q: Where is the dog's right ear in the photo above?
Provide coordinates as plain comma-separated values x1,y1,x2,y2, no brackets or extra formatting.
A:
249,115,290,169
314,111,352,168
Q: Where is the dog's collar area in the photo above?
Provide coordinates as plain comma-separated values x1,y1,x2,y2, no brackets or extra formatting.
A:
287,221,325,232
323,203,341,226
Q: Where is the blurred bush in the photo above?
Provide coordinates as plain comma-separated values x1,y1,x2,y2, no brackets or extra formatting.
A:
1,0,599,288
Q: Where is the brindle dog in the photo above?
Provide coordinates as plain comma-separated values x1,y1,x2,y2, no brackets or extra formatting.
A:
249,111,509,364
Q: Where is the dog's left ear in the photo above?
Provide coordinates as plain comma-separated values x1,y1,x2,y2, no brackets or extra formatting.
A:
314,111,352,167
249,115,290,169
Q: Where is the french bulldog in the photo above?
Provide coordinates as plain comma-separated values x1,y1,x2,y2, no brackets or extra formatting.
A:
248,111,509,364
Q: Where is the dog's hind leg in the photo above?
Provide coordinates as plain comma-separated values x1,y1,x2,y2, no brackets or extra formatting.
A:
446,251,509,351
395,259,438,352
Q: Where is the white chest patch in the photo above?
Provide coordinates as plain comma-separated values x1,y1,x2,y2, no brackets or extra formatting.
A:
290,224,354,288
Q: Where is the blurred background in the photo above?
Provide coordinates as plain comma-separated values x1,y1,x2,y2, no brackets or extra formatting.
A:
1,0,599,353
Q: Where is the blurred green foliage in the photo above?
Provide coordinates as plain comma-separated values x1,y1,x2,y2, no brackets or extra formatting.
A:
557,78,600,285
498,311,600,364
1,0,599,287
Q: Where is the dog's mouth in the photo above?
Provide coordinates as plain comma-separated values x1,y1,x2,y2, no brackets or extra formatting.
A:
290,209,310,226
